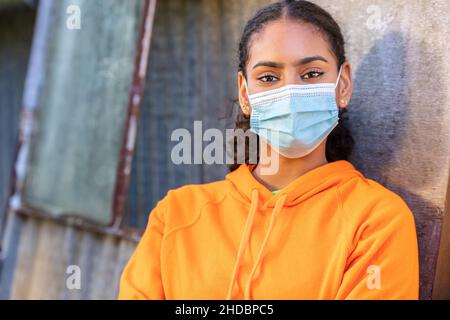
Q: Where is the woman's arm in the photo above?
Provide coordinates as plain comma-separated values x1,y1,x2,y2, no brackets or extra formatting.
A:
118,203,166,300
335,192,419,300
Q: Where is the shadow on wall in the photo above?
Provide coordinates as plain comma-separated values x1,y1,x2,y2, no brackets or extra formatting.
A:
349,31,444,300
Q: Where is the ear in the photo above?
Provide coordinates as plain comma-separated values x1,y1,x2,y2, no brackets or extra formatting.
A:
336,61,353,109
238,71,251,116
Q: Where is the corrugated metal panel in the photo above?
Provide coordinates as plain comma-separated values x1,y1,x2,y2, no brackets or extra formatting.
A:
5,0,276,299
0,7,35,233
1,0,150,299
9,214,136,299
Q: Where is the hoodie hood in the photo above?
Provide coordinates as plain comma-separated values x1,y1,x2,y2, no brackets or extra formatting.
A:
226,160,363,209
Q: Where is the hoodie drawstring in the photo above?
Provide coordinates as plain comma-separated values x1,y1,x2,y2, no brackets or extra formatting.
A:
243,194,286,299
226,189,259,300
226,189,287,300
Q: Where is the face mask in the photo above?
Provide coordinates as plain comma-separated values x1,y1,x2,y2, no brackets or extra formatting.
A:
244,68,342,158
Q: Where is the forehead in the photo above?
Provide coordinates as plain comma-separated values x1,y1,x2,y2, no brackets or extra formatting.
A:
247,19,335,67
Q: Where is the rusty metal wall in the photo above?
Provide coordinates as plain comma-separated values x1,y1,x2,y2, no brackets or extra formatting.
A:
0,6,35,234
124,0,273,228
7,213,135,299
2,0,449,300
21,0,144,225
4,0,274,300
0,0,147,299
0,7,35,298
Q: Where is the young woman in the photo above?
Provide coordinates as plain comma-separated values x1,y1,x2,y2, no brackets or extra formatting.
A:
119,0,419,300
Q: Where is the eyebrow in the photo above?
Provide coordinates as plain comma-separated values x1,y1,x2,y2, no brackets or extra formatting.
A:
252,55,329,70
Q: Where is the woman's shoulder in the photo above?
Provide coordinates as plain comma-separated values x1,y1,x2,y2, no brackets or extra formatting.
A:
336,173,414,225
170,179,229,201
335,174,418,265
149,179,230,234
154,178,230,214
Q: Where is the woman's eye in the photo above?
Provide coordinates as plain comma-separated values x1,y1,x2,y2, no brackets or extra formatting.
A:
301,71,324,80
257,75,278,83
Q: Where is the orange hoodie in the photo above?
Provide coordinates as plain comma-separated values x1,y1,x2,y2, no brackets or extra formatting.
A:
118,160,419,300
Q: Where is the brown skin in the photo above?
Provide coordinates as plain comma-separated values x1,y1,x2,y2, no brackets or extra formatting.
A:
238,19,353,191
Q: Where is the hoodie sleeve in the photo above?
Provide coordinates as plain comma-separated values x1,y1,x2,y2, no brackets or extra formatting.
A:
335,190,419,300
118,202,166,300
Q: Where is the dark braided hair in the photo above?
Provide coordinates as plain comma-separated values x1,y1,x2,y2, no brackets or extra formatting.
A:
228,0,354,171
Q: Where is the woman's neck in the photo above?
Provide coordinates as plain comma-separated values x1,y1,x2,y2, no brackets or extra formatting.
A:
252,141,328,191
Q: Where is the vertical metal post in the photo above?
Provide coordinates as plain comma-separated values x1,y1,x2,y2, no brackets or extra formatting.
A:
111,0,157,228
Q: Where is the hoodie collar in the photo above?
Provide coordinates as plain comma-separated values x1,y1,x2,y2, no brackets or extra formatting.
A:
226,160,362,209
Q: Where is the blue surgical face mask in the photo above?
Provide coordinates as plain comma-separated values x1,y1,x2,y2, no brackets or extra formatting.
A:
244,67,342,158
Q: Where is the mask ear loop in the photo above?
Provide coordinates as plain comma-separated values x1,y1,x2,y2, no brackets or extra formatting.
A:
335,65,345,119
242,77,252,116
243,77,251,102
335,65,343,89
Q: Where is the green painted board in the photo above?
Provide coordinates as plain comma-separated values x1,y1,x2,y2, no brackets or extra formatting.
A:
23,0,144,225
